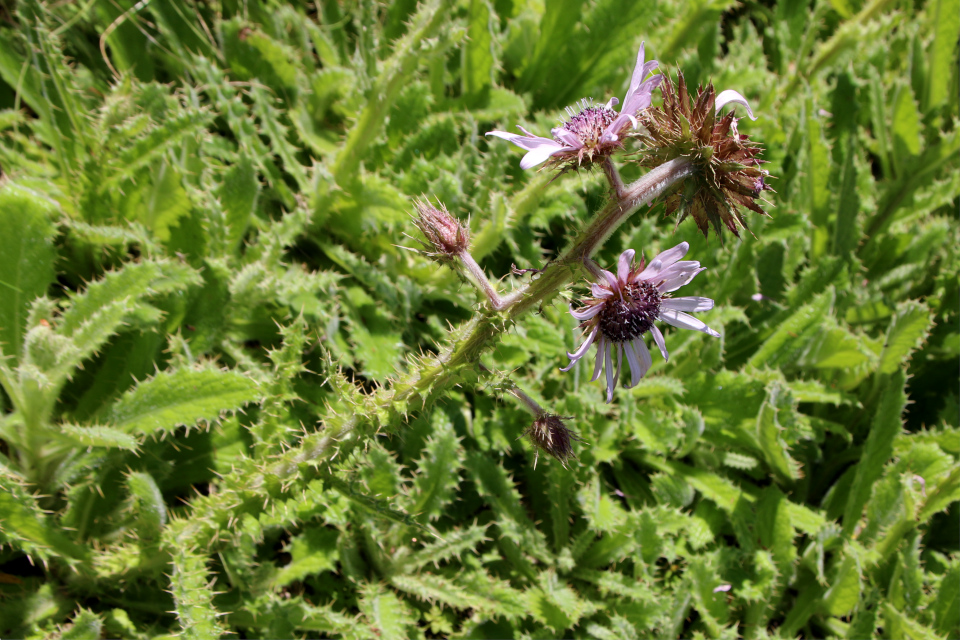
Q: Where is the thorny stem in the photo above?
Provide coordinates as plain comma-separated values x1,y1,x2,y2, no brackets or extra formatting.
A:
458,250,510,310
601,156,625,199
184,156,697,549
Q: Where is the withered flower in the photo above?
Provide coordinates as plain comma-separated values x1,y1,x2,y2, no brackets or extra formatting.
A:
524,414,581,468
638,72,773,239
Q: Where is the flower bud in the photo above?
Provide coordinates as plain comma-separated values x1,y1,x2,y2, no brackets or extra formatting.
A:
413,199,470,258
524,414,581,467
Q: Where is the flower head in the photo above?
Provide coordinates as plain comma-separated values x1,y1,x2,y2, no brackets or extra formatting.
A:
412,198,469,260
562,243,719,403
486,43,662,170
638,72,773,239
524,414,581,467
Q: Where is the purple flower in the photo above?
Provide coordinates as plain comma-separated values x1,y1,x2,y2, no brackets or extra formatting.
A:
486,43,662,170
561,243,719,403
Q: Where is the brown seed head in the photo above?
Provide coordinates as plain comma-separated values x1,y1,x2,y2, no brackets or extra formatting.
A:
413,199,470,258
524,414,581,467
638,71,773,239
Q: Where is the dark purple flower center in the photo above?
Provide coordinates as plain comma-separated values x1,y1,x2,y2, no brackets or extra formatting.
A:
597,281,661,342
557,102,617,148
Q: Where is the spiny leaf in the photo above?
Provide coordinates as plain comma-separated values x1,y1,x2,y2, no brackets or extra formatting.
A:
104,367,261,435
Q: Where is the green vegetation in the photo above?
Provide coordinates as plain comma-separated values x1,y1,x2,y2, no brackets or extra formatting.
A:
0,0,956,637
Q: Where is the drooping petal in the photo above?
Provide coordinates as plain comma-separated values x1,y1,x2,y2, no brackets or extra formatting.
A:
560,325,598,370
650,325,669,361
604,341,615,403
571,302,604,321
715,89,757,121
661,296,715,312
623,340,643,388
591,337,606,382
633,338,653,376
660,308,721,337
618,249,635,282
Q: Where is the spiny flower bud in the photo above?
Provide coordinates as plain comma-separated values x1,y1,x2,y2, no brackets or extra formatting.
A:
638,71,773,239
413,199,470,259
524,414,581,468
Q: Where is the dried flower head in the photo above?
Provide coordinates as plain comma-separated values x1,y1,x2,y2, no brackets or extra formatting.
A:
638,72,773,239
486,43,662,170
562,243,719,403
413,199,470,259
524,414,581,467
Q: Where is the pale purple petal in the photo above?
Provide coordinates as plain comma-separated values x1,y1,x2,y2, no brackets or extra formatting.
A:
520,146,562,170
485,130,557,151
591,337,606,382
552,127,582,148
661,296,715,313
602,270,619,290
651,325,669,361
637,257,663,281
604,342,615,403
624,340,643,387
618,249,635,282
560,325,598,371
660,309,721,337
715,90,757,121
713,584,732,593
650,242,689,270
634,339,653,375
570,303,603,321
657,264,706,293
615,342,623,386
591,283,614,298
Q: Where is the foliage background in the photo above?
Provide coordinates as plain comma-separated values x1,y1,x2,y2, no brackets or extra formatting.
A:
0,0,957,637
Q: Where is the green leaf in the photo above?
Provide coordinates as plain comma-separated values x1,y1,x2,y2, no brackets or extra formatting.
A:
59,609,103,640
748,289,834,369
756,383,801,482
926,0,960,108
842,370,907,537
0,183,58,361
878,300,931,374
125,471,166,540
220,156,260,252
57,424,139,451
462,0,494,106
104,367,261,435
822,551,861,616
408,410,463,521
273,526,339,588
832,136,862,257
359,584,416,640
0,468,88,562
165,524,227,640
932,561,960,636
892,83,923,166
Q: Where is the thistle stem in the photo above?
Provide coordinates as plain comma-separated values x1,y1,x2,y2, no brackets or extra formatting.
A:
183,156,697,550
458,250,510,310
602,156,625,198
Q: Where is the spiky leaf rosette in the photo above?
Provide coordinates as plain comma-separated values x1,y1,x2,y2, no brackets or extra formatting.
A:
637,72,773,239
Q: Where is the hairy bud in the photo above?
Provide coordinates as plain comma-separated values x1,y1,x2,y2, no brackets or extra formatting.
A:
413,199,470,258
524,414,581,467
